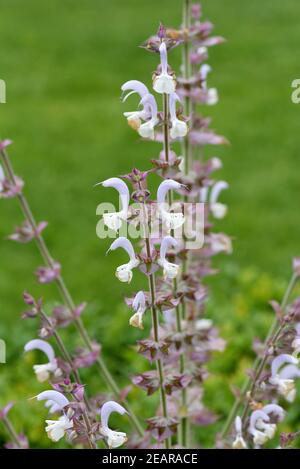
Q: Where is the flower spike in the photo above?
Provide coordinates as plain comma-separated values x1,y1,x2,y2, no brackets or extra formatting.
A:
100,401,128,448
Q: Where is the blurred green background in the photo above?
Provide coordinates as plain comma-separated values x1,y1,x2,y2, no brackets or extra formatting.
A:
1,0,300,448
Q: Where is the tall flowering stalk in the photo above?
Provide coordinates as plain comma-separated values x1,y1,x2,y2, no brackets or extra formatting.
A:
0,139,142,438
221,260,300,448
96,2,228,448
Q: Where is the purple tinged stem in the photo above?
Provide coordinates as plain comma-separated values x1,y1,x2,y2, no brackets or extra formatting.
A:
2,416,22,448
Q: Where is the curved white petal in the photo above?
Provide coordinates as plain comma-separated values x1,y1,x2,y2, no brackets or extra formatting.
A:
24,339,55,363
37,391,69,410
271,354,298,378
100,401,127,435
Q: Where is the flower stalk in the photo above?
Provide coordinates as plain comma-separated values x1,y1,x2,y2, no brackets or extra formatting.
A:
221,272,299,440
0,146,143,437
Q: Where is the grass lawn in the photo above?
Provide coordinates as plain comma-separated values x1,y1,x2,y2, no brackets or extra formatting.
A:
1,0,300,447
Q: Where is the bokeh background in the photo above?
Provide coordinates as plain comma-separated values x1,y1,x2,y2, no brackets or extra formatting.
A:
1,0,300,448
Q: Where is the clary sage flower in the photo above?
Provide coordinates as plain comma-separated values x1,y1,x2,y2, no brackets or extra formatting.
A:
209,232,232,254
153,42,176,94
97,177,129,231
24,339,61,383
157,179,185,231
107,237,139,283
36,391,73,442
121,80,158,139
232,416,247,449
129,291,146,330
200,64,218,106
249,404,285,447
100,401,127,448
200,180,229,219
269,354,300,402
249,409,274,446
169,92,188,139
158,235,179,280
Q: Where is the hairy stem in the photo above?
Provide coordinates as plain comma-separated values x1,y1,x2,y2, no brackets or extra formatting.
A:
0,148,143,437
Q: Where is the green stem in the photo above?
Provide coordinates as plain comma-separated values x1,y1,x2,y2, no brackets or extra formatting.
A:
0,148,143,437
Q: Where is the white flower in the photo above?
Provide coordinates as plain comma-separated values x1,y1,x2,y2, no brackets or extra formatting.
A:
129,291,146,330
232,416,247,449
24,339,61,383
33,363,59,383
157,179,185,232
195,319,213,331
200,181,229,219
137,94,159,140
199,64,218,106
45,414,73,442
206,88,219,105
100,401,127,449
107,237,139,283
121,80,158,139
36,391,72,442
269,354,300,402
169,93,188,139
210,233,232,254
36,390,70,410
158,236,180,280
121,80,151,129
96,178,129,232
249,410,272,446
153,42,176,94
